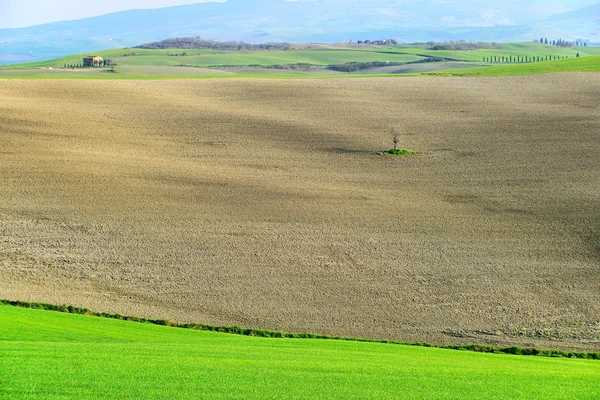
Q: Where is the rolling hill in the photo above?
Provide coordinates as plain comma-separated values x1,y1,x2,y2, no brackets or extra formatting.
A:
2,74,599,350
432,54,600,76
1,41,599,79
1,304,598,399
0,0,599,64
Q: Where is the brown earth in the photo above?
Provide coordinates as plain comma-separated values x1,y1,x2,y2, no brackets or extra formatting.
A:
0,75,599,351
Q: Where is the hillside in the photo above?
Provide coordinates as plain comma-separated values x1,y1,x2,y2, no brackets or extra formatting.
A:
1,75,599,350
433,55,600,76
545,2,600,24
1,42,599,79
0,0,598,64
1,304,598,399
539,3,600,40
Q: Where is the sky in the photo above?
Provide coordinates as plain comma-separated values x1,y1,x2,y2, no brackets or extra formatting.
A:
0,0,597,29
0,0,225,29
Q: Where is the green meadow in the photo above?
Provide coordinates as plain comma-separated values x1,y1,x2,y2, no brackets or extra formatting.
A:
385,42,600,61
432,55,600,76
0,48,424,69
0,304,598,399
2,42,599,79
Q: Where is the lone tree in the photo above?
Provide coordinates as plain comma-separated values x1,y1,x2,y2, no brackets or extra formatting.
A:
392,128,400,150
378,127,417,156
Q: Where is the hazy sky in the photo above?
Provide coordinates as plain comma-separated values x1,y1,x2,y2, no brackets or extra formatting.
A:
0,0,596,29
0,0,224,29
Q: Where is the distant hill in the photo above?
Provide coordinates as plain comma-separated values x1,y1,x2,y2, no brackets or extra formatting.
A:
542,3,600,39
135,37,292,51
545,2,600,24
1,0,599,64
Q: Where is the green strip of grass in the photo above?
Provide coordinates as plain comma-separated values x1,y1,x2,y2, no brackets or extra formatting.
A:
1,299,598,360
378,149,419,156
0,304,598,399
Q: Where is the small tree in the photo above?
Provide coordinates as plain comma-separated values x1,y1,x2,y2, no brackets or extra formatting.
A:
576,52,580,57
392,128,399,150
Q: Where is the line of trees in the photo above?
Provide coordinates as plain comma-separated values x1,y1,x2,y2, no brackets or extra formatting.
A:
429,41,502,51
64,59,115,69
483,53,579,64
483,55,577,63
539,37,588,47
355,39,397,45
135,37,291,51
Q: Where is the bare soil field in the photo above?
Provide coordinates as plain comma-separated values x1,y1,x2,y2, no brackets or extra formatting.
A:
1,75,599,350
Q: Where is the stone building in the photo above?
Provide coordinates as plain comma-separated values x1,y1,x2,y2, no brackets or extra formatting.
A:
83,56,104,67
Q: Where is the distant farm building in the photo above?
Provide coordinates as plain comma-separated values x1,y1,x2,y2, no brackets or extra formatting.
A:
83,56,104,67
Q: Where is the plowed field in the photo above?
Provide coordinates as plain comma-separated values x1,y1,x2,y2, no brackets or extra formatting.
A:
1,75,599,350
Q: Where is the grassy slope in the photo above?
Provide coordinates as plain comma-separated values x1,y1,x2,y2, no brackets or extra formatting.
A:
0,49,423,69
434,55,600,76
387,43,600,61
1,305,598,400
7,42,599,70
1,42,598,79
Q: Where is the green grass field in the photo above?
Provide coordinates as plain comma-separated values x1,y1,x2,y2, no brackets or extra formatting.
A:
0,49,424,69
1,305,598,399
432,55,600,76
386,42,600,61
1,42,599,79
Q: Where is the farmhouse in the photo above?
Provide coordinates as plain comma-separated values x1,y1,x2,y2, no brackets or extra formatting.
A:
83,56,104,67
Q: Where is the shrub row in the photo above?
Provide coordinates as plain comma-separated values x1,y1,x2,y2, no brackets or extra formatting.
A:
135,37,291,51
327,61,407,72
2,299,598,360
327,57,449,72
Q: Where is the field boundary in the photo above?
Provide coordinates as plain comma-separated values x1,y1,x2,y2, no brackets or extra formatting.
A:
2,299,598,360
